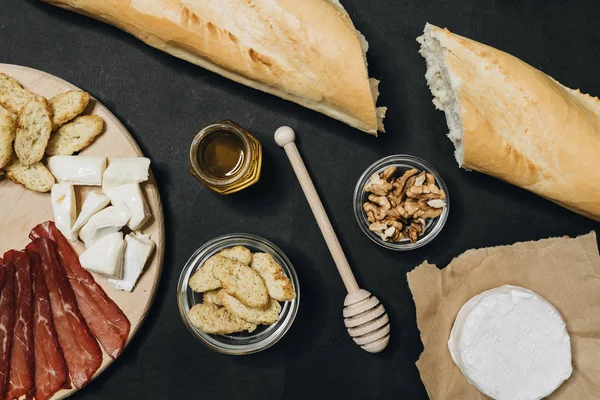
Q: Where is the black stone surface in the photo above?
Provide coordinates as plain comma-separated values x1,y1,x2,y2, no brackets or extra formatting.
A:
1,1,599,399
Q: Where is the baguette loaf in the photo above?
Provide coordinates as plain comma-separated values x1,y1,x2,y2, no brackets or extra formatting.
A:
418,24,600,221
41,0,386,135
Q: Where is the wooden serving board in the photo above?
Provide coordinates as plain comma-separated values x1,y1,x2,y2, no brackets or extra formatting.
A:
0,64,165,399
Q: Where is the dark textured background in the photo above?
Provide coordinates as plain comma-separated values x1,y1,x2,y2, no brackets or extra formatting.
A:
2,1,599,399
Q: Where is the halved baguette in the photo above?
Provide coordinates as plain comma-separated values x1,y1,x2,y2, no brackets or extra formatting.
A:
41,0,386,134
0,73,33,114
5,156,55,192
188,303,256,334
46,115,104,156
14,96,53,165
0,105,16,169
50,90,90,129
418,23,600,221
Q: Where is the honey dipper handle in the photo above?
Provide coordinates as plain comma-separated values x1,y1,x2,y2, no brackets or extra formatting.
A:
275,127,360,293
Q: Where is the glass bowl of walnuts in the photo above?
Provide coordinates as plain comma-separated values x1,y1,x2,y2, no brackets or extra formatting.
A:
353,155,449,251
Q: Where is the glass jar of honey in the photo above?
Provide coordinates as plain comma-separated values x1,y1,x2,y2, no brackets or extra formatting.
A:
189,120,262,194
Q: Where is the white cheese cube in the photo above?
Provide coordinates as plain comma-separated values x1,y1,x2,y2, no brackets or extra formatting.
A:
104,183,151,230
80,232,126,279
79,205,131,248
50,183,77,242
102,157,150,188
109,232,155,292
47,156,107,186
71,191,110,236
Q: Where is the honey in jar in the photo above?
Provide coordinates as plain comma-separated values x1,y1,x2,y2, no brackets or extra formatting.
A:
189,120,262,194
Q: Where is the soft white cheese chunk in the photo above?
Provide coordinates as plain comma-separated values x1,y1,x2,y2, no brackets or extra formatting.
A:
50,183,77,242
47,156,107,186
80,231,126,279
79,205,131,248
104,183,151,230
71,191,111,236
109,232,155,292
448,285,572,400
102,157,150,188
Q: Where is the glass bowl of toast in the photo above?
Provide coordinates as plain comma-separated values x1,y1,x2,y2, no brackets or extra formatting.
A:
177,233,299,355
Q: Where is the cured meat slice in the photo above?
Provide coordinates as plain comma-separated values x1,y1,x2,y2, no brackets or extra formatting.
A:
0,259,15,399
4,251,34,400
29,251,69,400
30,222,130,358
26,239,102,389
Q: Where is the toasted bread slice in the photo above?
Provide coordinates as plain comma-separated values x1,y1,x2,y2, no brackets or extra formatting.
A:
0,105,16,169
0,73,33,114
5,156,55,192
218,245,253,266
46,115,104,156
212,255,269,308
202,289,222,306
50,90,90,129
188,303,256,334
219,291,281,325
14,96,52,165
251,253,296,302
188,254,224,293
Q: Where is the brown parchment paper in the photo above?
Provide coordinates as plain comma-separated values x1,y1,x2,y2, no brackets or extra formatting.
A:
407,232,600,399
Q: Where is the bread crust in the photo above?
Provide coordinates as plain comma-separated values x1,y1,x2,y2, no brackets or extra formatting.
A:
422,24,600,221
41,0,384,134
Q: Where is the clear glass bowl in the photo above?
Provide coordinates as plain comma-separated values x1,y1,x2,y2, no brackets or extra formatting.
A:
353,155,450,251
177,233,300,355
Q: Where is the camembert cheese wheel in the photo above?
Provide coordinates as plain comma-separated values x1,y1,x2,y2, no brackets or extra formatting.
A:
448,285,572,400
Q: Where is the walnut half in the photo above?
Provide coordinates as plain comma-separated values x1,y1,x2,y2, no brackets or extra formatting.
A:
362,166,446,244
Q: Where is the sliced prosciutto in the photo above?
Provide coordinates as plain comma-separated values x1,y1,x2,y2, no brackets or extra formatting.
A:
30,222,130,358
4,251,34,400
26,239,102,389
29,252,69,400
0,259,15,399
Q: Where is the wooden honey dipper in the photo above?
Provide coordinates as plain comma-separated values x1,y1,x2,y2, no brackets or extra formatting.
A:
275,126,390,353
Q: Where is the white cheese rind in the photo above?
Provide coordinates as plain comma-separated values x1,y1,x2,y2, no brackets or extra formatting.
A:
109,232,155,292
79,205,131,248
50,183,77,242
47,156,107,186
79,231,126,279
102,157,150,188
104,183,151,230
71,191,110,235
448,285,572,400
